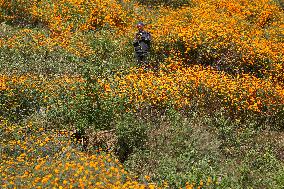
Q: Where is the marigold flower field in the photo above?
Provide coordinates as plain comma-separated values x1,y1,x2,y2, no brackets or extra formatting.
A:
0,119,161,188
0,0,283,188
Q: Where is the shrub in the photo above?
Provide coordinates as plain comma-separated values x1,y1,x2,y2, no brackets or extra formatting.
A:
124,107,284,188
47,65,127,132
115,113,148,163
0,77,44,122
124,108,221,188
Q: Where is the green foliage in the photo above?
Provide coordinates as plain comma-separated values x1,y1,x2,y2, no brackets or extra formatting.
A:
0,0,35,25
274,167,284,189
0,45,80,76
274,0,284,9
124,107,284,188
268,108,284,130
47,65,127,132
124,108,221,188
0,79,44,122
115,113,148,162
89,30,135,73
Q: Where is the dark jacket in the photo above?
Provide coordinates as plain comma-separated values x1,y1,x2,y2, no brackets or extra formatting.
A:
133,30,152,53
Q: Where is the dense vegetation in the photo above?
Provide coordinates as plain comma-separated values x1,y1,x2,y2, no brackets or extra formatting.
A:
1,0,283,188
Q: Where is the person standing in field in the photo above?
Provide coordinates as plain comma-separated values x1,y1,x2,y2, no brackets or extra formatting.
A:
133,21,152,69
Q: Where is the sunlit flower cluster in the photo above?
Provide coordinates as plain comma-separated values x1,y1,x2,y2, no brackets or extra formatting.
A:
0,118,212,188
0,0,135,57
0,0,130,31
1,63,283,115
1,0,282,71
0,118,161,188
113,65,284,113
149,0,283,78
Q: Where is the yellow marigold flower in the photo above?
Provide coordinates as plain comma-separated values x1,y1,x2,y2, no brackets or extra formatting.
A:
35,164,41,170
144,175,150,181
148,184,156,189
207,177,212,185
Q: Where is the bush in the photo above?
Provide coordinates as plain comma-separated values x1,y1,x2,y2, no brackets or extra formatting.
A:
124,108,221,188
115,113,148,163
47,65,127,132
0,45,80,76
275,167,284,188
0,77,44,122
123,107,284,188
90,30,135,72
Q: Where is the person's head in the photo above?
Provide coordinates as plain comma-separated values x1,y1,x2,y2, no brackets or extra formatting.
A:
136,21,145,31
